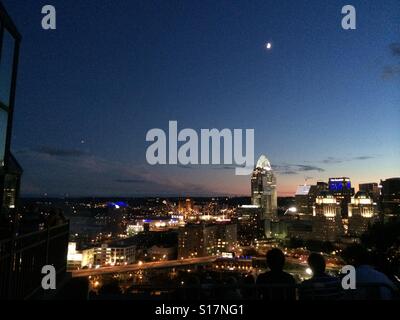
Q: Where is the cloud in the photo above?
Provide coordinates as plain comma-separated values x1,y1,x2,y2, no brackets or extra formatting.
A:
313,155,376,164
17,146,88,158
273,164,325,175
114,179,146,184
296,165,324,172
16,145,218,197
383,65,400,79
321,157,344,164
279,170,299,175
389,43,400,56
382,43,400,79
353,156,374,161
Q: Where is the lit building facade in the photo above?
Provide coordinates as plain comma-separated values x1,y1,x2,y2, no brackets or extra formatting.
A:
235,205,265,245
328,177,354,217
312,191,344,242
67,242,94,270
295,182,328,214
178,222,237,259
251,155,277,220
178,224,203,259
348,191,378,237
93,238,136,267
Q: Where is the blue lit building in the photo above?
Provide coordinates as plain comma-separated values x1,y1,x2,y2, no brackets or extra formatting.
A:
328,177,354,217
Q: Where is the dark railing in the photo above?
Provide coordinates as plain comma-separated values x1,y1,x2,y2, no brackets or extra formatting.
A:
0,222,69,299
91,282,399,300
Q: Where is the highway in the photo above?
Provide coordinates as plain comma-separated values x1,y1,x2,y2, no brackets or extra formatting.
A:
71,256,218,278
71,253,342,278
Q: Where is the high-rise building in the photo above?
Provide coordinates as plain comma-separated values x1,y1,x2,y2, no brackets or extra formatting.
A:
251,155,277,220
295,182,328,214
328,177,354,217
348,191,378,237
178,224,203,259
359,183,380,203
235,205,265,245
92,238,136,267
178,222,237,259
295,185,312,214
380,178,400,216
312,191,344,242
0,3,69,299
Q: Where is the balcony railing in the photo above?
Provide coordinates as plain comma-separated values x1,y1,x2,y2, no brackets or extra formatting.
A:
90,282,399,300
0,222,69,299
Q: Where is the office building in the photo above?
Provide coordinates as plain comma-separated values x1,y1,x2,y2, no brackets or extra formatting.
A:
328,177,354,217
359,182,380,203
178,222,237,259
348,191,378,237
93,237,136,266
67,242,95,270
380,178,400,216
295,182,328,214
251,155,278,220
312,191,344,242
235,205,265,245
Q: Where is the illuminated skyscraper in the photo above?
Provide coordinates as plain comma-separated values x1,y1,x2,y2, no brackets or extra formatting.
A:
178,222,237,259
236,205,265,245
348,191,378,237
328,177,354,217
312,191,344,242
251,155,277,220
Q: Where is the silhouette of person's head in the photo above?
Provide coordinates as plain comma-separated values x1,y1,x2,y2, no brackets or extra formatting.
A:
266,248,285,272
307,253,326,276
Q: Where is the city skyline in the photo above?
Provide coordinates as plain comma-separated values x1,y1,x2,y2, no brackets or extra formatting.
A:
3,0,400,197
1,1,399,304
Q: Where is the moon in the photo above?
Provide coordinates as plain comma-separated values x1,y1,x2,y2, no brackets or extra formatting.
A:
265,42,272,50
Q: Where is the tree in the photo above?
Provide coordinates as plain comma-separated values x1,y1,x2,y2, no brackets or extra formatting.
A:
360,220,400,277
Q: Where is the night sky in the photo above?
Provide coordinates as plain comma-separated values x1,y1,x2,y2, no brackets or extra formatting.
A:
3,0,400,197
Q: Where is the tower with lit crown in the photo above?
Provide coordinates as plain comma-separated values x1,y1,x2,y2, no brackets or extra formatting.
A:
251,155,278,220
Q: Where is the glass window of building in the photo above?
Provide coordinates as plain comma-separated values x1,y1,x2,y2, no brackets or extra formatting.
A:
0,108,7,165
3,173,18,208
0,28,15,107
